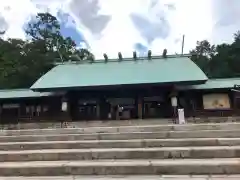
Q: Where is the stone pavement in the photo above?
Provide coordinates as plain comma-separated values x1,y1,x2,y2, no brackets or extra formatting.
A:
1,175,240,179
1,122,240,177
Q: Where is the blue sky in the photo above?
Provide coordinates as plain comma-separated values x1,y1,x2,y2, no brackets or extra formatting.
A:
0,0,240,58
57,11,85,46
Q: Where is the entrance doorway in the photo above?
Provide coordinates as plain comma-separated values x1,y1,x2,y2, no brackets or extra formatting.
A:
1,104,20,124
108,98,137,120
76,99,98,120
143,96,172,118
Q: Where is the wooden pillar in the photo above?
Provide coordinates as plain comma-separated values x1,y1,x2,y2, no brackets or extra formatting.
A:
96,103,100,120
137,97,143,119
233,91,239,115
17,105,20,124
116,106,120,120
110,104,114,120
0,104,2,125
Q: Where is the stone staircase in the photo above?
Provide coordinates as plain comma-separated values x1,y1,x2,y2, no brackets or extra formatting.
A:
1,122,240,179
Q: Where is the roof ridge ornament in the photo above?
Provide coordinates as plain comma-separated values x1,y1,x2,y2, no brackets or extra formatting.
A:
133,51,137,61
162,49,167,58
148,50,152,60
103,53,108,63
118,52,123,62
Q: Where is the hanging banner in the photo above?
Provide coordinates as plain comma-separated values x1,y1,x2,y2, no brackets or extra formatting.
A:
203,94,230,110
171,96,178,107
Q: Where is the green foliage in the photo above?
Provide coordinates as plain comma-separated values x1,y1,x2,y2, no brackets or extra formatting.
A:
0,12,94,89
190,32,240,78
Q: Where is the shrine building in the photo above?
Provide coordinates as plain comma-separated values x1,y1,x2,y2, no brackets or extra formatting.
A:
0,53,239,124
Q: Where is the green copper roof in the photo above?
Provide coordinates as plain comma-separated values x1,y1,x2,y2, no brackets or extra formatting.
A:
0,89,57,99
177,78,240,90
31,56,208,90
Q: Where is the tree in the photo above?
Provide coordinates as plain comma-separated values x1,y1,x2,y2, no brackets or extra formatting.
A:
190,40,216,77
191,40,216,57
25,12,94,63
25,12,71,62
209,44,233,78
0,38,27,88
25,12,60,41
0,38,53,88
0,12,94,89
190,31,240,78
234,31,240,43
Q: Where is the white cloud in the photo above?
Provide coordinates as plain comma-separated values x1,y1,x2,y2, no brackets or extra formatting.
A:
0,0,239,59
0,0,37,39
211,0,240,44
67,0,213,58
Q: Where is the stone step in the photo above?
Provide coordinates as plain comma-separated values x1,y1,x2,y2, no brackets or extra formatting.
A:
2,146,240,162
2,117,238,130
1,159,240,176
1,138,239,151
1,175,240,180
0,119,170,130
1,130,240,142
1,123,240,136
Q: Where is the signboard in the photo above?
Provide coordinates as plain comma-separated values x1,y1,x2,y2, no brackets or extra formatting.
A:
78,99,97,105
108,98,135,105
144,96,163,102
178,108,186,124
203,94,230,109
2,104,20,109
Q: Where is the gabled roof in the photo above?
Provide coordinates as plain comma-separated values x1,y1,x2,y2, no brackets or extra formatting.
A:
177,78,240,90
31,55,208,91
0,89,58,99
